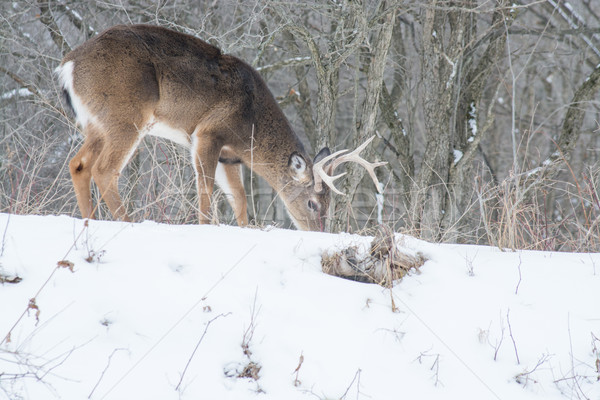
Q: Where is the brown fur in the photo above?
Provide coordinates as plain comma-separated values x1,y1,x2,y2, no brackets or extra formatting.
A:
59,24,330,230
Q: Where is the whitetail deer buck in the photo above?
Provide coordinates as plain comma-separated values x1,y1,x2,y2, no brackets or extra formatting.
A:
56,24,385,231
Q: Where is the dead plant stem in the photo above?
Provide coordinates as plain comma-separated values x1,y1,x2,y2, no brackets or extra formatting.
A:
176,313,230,391
1,219,89,346
507,309,520,364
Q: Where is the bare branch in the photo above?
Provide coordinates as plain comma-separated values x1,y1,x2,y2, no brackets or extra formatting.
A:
36,0,71,55
176,313,230,391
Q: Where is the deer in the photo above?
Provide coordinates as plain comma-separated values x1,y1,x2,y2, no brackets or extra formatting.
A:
56,24,386,231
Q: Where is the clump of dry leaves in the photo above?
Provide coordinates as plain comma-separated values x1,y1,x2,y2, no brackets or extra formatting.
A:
322,225,426,287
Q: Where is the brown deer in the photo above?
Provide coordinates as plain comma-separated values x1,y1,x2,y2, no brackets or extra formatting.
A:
56,24,385,231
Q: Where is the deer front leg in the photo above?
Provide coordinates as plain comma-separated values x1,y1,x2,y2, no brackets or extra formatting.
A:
192,133,221,224
215,147,248,227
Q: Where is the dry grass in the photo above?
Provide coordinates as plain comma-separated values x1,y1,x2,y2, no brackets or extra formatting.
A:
322,225,426,287
237,361,261,381
476,166,600,252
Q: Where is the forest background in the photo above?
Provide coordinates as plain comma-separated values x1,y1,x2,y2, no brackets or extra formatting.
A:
2,0,600,251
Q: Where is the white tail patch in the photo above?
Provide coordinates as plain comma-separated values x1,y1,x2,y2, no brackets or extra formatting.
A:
56,61,97,129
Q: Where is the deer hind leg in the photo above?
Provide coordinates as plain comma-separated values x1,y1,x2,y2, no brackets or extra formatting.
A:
191,132,222,225
215,148,248,227
69,125,104,219
90,124,142,222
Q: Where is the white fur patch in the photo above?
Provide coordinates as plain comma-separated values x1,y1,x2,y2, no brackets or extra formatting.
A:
119,134,144,174
190,134,202,193
142,116,191,148
56,61,97,129
214,162,243,197
285,207,302,230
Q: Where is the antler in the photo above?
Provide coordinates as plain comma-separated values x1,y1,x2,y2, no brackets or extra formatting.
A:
313,136,387,195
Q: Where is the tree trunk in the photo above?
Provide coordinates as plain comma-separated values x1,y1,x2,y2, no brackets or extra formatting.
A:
332,6,396,232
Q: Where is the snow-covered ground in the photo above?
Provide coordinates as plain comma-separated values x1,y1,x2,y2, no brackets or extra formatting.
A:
0,213,598,400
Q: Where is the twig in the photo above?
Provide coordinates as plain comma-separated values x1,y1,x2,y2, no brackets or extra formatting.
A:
52,2,97,38
36,0,72,55
506,309,520,364
0,66,44,102
256,56,312,73
88,348,129,399
414,349,442,386
515,253,522,295
376,130,401,157
515,353,552,386
490,316,505,362
340,368,362,400
591,332,600,381
1,213,10,257
1,335,94,395
430,354,441,387
553,313,591,398
242,289,261,357
176,313,230,391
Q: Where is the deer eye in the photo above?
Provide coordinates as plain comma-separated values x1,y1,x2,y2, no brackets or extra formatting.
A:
307,199,319,212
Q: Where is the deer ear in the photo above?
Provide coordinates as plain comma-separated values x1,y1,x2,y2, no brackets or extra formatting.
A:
288,152,309,181
314,147,331,164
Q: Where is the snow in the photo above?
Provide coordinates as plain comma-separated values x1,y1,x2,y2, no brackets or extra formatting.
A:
453,149,463,164
376,186,384,225
256,57,311,72
468,102,478,137
443,53,457,89
526,166,542,178
0,213,599,400
1,88,33,100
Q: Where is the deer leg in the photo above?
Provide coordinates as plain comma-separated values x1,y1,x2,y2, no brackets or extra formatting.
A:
191,133,221,225
215,153,248,227
90,126,141,222
69,126,104,219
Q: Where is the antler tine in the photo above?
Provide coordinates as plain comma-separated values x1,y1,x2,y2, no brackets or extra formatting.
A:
313,149,349,195
313,136,387,195
329,136,388,194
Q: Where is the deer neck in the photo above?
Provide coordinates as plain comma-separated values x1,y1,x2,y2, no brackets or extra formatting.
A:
243,111,309,194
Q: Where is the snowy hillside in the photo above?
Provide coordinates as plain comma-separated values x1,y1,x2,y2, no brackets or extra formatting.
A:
0,213,598,400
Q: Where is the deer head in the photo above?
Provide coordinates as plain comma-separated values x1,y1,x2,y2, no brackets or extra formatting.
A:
56,24,385,231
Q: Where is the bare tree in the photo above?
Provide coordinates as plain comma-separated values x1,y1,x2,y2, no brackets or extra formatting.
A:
409,0,513,241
